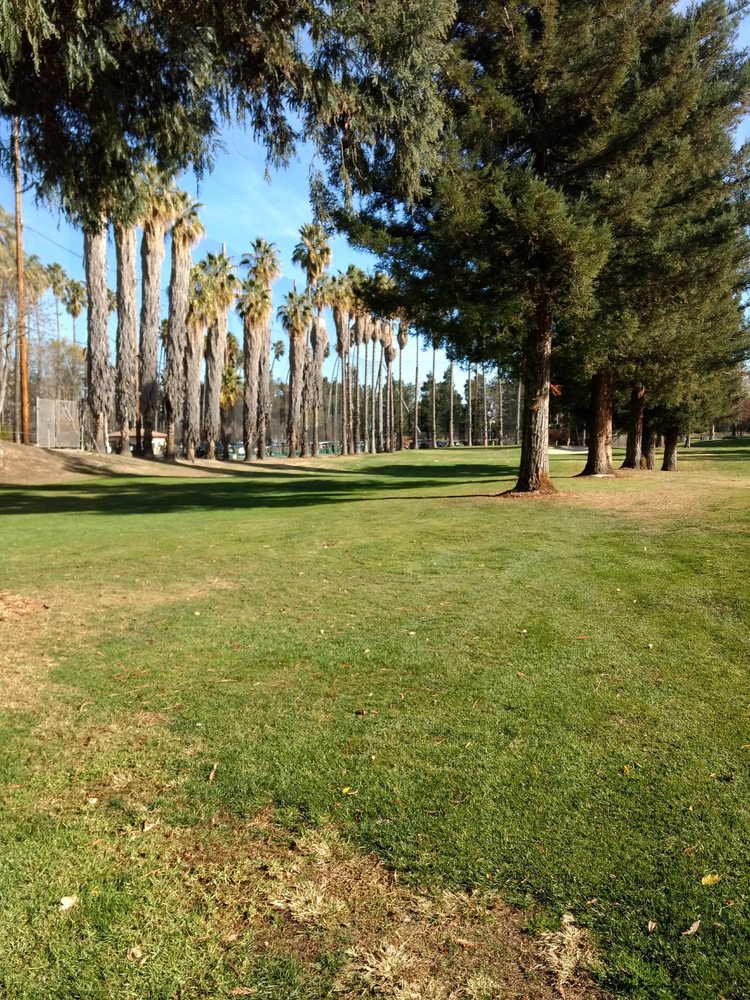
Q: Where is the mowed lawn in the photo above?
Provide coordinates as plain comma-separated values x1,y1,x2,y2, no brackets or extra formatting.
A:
1,442,749,999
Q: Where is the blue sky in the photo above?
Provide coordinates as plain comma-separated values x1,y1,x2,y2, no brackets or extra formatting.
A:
1,2,748,390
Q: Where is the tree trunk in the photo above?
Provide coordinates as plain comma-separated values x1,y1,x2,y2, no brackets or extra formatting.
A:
662,426,679,472
114,224,138,455
203,314,226,460
512,297,554,493
430,343,437,448
684,432,691,449
482,366,489,446
370,342,377,453
257,320,272,459
353,342,361,453
498,370,504,444
183,325,202,461
243,321,261,461
163,234,190,461
515,380,521,445
377,344,384,452
467,365,473,447
621,385,645,469
709,423,716,441
413,330,419,448
310,316,327,458
288,332,305,456
449,361,455,447
642,421,656,470
13,117,30,445
300,348,312,458
84,221,110,454
580,368,614,477
140,219,165,458
364,340,370,453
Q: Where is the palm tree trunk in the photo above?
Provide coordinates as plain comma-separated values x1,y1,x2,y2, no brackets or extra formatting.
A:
340,351,348,456
431,343,437,448
301,350,311,457
204,314,227,459
398,347,404,451
370,341,377,453
257,321,272,459
354,342,361,453
364,340,370,453
498,370,504,444
115,223,138,455
482,366,489,446
467,365,473,448
163,234,190,461
140,220,166,458
288,332,305,456
84,220,110,454
449,361,454,447
377,343,384,452
243,323,261,461
183,326,202,461
13,118,29,445
413,329,419,449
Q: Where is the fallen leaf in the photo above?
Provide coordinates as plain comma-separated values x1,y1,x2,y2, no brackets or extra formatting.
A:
59,896,78,911
647,920,657,934
682,920,701,937
141,820,157,833
207,762,218,784
230,989,258,996
623,765,634,775
702,874,722,886
575,635,590,640
127,946,144,962
341,787,357,795
454,937,476,949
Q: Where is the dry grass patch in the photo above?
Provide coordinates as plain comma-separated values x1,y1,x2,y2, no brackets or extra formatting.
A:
150,819,607,1000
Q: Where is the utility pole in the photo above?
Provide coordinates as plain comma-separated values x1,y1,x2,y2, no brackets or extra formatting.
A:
14,117,30,444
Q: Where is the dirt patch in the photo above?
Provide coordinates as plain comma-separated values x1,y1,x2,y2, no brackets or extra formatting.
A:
0,442,344,486
0,590,48,623
161,819,607,999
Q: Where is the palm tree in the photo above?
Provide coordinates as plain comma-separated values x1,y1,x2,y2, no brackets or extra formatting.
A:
241,239,280,459
397,322,408,450
413,327,420,449
220,331,242,459
236,275,270,461
431,340,437,449
202,250,239,460
46,263,67,342
331,273,353,455
163,192,203,461
293,223,331,454
448,357,455,447
113,217,138,454
278,288,311,456
140,167,175,457
292,223,332,295
362,315,373,453
310,277,333,455
184,264,212,463
63,279,87,346
84,217,111,452
370,318,381,453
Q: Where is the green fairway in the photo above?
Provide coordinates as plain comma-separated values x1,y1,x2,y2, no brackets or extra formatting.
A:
1,442,749,999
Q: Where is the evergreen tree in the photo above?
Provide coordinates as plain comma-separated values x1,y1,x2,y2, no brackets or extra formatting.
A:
343,1,748,492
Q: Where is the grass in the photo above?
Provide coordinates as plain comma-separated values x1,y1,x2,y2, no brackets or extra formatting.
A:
1,440,749,998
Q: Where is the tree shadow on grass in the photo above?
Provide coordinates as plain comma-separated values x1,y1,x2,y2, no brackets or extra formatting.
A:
0,460,521,517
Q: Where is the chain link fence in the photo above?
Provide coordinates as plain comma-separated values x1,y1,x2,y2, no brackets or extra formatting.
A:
35,397,81,449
